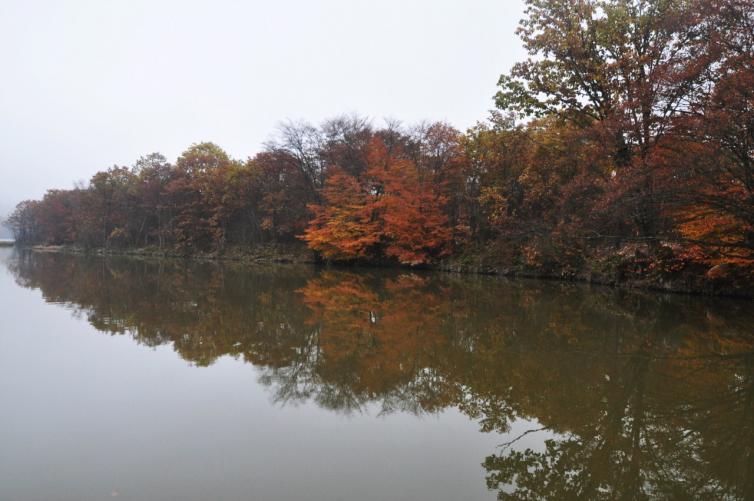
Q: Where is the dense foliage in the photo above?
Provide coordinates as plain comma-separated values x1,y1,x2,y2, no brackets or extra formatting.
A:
3,0,753,282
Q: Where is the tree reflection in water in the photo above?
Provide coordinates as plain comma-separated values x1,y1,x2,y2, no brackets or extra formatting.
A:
7,251,754,500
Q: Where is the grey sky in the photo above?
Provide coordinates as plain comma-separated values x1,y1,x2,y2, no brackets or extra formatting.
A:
0,0,525,217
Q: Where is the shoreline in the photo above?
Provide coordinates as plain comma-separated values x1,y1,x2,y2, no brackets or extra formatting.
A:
16,243,754,300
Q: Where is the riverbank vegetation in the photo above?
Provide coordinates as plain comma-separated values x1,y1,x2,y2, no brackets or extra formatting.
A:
4,0,753,293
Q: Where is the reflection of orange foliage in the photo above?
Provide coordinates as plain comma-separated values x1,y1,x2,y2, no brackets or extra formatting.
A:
299,271,450,393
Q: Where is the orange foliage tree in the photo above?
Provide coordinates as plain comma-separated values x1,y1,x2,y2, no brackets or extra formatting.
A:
367,138,452,265
302,138,451,265
302,169,381,260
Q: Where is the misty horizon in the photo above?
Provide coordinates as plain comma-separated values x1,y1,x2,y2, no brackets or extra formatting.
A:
0,0,525,215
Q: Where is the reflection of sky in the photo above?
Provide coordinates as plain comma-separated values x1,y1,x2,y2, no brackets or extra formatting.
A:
0,259,535,501
0,248,15,270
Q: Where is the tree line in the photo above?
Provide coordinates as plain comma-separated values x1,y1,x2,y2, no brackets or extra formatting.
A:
4,0,753,275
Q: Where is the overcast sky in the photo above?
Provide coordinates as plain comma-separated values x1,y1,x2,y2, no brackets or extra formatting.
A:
0,0,526,217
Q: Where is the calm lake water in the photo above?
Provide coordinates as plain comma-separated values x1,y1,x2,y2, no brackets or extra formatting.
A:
1,248,752,500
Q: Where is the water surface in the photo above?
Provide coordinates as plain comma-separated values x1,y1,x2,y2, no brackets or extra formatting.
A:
1,249,752,500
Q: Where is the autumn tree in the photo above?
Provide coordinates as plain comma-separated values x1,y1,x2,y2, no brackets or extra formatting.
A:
33,189,83,245
200,158,250,250
411,122,472,246
132,153,173,248
302,169,381,260
366,138,452,264
266,120,327,192
319,114,374,177
80,166,139,248
167,142,233,251
497,0,713,151
666,0,754,262
496,0,720,238
464,114,533,243
5,200,41,243
248,151,315,242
